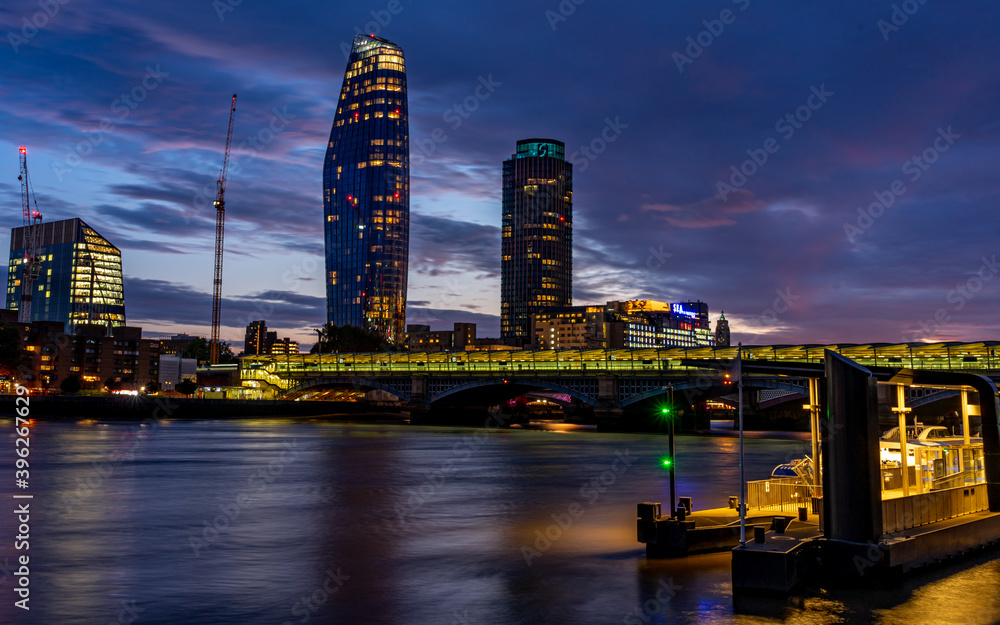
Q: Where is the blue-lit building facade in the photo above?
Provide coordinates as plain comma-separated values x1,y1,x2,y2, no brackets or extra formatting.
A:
501,139,573,345
6,218,125,334
532,300,715,349
323,34,409,343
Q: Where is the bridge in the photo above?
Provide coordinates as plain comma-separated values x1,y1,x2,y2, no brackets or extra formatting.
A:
239,341,1000,426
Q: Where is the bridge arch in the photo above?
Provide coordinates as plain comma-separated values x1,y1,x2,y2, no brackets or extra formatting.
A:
620,379,810,407
430,378,595,405
282,377,410,401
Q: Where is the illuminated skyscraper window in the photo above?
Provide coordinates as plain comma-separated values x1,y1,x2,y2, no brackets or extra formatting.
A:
501,139,573,345
323,34,409,343
6,217,126,333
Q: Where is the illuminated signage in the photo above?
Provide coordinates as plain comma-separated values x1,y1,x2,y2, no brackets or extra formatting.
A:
671,303,698,319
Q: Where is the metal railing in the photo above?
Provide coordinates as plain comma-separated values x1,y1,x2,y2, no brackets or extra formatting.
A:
746,478,821,513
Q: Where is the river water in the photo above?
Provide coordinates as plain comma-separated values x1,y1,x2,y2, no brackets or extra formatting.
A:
2,418,999,625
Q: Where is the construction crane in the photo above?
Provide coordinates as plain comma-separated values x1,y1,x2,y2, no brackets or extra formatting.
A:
17,146,43,324
210,94,237,365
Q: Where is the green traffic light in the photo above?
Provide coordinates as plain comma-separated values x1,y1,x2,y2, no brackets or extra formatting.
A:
662,457,672,468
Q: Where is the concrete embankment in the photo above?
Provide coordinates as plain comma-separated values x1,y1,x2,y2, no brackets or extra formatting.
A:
0,395,406,421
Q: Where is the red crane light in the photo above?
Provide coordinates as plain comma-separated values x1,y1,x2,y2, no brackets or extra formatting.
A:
19,146,26,154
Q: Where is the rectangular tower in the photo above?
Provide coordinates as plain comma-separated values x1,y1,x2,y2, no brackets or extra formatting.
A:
244,320,267,355
323,34,409,344
6,217,125,334
501,139,573,345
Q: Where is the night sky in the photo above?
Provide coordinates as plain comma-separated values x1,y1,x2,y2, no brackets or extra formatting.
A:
1,1,998,350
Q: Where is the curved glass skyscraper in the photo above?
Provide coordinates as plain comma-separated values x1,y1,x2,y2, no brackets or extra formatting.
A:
323,34,409,343
501,139,573,345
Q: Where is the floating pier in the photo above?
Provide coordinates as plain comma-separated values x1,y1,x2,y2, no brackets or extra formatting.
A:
638,501,820,557
638,350,1000,595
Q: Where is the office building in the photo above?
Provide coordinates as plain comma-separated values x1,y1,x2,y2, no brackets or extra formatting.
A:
532,300,715,350
501,139,573,346
270,337,299,356
159,333,198,355
242,319,298,356
323,34,410,344
404,322,477,352
6,218,125,333
159,354,197,391
244,320,270,356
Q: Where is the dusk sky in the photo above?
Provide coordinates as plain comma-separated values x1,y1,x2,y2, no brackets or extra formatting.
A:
1,1,998,350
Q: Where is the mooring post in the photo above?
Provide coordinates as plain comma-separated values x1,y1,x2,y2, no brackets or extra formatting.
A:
822,350,882,543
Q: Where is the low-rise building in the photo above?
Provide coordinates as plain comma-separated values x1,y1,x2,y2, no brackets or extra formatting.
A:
0,309,161,390
159,354,198,391
532,300,717,350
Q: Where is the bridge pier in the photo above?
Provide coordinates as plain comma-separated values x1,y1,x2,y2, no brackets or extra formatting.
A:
405,376,431,423
594,376,623,430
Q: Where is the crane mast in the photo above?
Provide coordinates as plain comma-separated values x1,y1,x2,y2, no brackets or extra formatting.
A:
17,146,42,324
210,94,237,365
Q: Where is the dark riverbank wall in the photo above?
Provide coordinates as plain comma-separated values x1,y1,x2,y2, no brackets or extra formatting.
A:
0,395,405,421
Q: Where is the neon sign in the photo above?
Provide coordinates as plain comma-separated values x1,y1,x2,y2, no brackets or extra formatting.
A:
672,303,698,319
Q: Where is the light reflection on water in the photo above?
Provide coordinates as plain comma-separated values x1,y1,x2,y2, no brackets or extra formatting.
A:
0,419,998,625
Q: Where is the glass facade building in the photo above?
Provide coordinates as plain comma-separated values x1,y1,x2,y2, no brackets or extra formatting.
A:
501,138,573,345
323,34,409,344
6,218,125,333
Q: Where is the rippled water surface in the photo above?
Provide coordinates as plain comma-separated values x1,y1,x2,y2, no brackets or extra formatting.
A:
2,418,999,624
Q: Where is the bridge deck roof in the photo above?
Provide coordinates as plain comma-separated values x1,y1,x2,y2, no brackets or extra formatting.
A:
242,341,1000,369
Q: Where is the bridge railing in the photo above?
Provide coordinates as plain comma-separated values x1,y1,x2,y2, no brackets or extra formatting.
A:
239,342,1000,387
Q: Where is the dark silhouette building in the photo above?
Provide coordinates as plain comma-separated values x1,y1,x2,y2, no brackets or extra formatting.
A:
715,311,731,347
501,139,573,345
323,34,409,344
244,320,269,356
